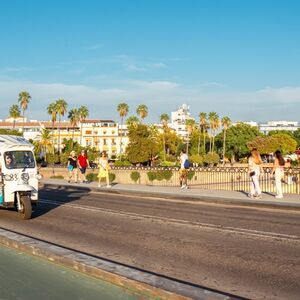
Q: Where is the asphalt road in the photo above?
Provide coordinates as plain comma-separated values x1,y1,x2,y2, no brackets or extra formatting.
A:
0,185,300,299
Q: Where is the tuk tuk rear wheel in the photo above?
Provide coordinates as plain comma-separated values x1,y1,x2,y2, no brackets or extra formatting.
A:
19,195,32,220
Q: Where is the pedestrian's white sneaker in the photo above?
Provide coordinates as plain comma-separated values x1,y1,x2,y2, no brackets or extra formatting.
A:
184,185,188,189
275,195,283,199
255,194,262,200
247,193,254,199
180,184,186,189
106,185,112,188
98,184,102,187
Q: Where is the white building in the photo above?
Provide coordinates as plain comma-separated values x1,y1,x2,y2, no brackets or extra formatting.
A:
259,121,299,135
170,104,195,138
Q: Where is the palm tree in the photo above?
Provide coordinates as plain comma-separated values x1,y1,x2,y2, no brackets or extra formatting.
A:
47,103,57,154
185,119,196,154
78,106,89,146
198,112,207,155
126,115,140,127
55,99,68,155
9,104,21,129
68,108,80,144
160,113,169,162
211,113,220,153
136,104,148,123
39,128,53,162
18,91,31,135
208,112,217,152
221,116,231,164
117,102,129,155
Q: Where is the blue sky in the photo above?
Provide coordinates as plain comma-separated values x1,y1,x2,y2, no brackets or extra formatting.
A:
1,0,300,123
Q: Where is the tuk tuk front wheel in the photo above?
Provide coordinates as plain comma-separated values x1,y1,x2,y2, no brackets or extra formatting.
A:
18,195,32,220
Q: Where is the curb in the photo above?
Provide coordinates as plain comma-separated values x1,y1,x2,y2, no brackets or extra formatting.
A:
41,181,300,211
0,228,242,300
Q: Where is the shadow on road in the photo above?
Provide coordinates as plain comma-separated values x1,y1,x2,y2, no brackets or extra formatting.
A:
33,183,94,218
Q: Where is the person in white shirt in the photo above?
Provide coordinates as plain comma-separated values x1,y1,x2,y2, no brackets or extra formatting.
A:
179,149,189,189
272,150,285,199
248,148,263,199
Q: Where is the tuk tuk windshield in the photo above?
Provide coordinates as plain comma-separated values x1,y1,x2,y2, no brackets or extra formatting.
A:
4,151,35,169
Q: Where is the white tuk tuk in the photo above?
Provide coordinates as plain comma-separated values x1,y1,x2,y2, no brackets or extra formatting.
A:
0,135,40,219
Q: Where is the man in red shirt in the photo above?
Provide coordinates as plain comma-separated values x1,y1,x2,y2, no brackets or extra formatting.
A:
77,150,89,183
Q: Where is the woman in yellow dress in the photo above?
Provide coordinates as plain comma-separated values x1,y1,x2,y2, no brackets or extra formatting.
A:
97,151,111,187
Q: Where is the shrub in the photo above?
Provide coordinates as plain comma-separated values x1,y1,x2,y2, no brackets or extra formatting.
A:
147,170,173,181
161,170,173,181
189,155,204,166
130,171,141,183
147,171,156,181
86,173,97,182
160,161,176,167
86,173,116,182
204,152,220,166
187,171,195,180
114,160,131,167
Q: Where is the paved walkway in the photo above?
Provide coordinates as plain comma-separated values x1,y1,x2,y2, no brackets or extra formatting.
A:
41,179,300,209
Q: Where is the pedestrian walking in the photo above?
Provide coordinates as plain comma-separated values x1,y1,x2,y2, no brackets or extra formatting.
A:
77,150,89,183
272,150,285,199
67,151,78,183
248,148,263,199
97,151,111,187
179,149,189,189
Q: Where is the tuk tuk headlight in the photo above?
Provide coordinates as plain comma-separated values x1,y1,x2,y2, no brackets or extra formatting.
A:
21,173,29,181
4,174,14,181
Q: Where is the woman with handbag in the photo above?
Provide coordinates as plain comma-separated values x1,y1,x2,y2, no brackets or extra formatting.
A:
97,151,111,188
248,148,263,199
272,150,285,199
67,151,78,183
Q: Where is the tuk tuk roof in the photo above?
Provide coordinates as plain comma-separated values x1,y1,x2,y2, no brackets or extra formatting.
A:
0,135,34,151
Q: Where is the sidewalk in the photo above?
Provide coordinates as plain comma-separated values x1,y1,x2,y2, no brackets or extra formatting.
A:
41,179,300,210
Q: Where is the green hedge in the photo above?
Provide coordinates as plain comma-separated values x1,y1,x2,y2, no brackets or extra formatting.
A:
130,171,141,182
147,170,173,181
86,173,116,182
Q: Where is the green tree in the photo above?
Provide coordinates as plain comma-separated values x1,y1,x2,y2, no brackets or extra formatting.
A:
126,124,159,164
55,99,68,155
117,102,129,155
126,115,140,127
217,123,261,162
208,112,219,152
47,102,58,154
9,104,21,129
247,133,297,155
18,91,31,134
136,104,148,123
185,119,196,154
38,128,53,162
68,108,80,144
160,113,169,161
198,112,207,155
221,116,231,163
292,129,300,148
78,106,89,146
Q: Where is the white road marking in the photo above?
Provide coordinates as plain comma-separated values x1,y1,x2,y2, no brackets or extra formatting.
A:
40,198,300,243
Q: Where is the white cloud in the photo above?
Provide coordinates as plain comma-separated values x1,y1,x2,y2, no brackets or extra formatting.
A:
258,86,300,103
0,79,299,123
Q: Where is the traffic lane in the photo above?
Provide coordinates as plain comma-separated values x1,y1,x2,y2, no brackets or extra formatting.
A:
39,187,300,237
1,201,300,299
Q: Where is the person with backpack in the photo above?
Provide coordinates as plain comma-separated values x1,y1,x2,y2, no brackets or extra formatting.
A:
179,149,189,189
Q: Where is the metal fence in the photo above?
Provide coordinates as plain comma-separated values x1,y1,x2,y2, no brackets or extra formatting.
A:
111,166,300,194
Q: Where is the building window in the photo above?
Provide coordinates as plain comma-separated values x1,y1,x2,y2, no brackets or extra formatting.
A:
85,130,92,134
